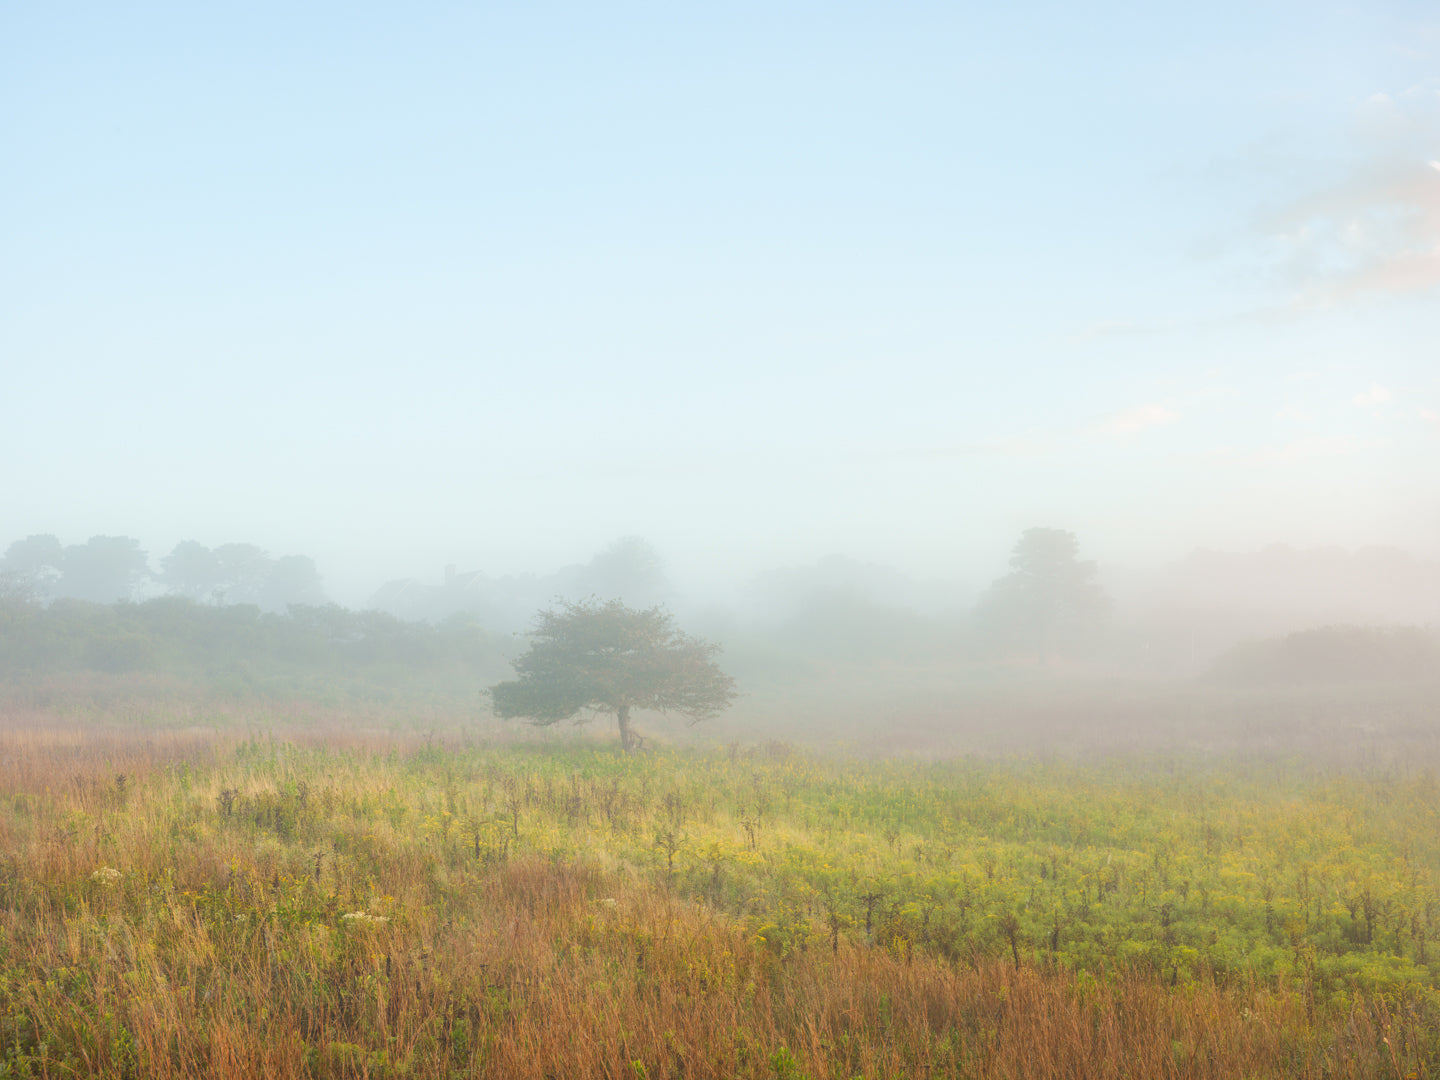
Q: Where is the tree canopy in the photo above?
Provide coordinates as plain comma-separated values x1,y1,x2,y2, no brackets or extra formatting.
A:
975,528,1109,660
488,599,737,751
52,536,149,604
2,534,328,612
0,535,63,603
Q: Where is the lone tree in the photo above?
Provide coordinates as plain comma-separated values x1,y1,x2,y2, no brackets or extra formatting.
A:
975,528,1109,661
488,599,737,751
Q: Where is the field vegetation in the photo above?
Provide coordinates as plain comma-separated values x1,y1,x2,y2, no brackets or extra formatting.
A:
1,699,1439,1078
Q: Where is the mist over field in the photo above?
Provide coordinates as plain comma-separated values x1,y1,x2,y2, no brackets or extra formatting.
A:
4,2,1438,624
3,527,1438,765
8,8,1440,1075
2,0,1438,768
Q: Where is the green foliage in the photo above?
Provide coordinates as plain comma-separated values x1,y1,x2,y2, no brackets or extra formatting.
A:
3,729,1440,1075
490,599,737,750
769,1046,809,1079
0,595,510,702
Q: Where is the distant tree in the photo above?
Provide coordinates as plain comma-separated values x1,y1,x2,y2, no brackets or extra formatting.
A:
488,598,737,751
160,540,225,602
259,554,327,611
57,536,149,603
161,542,323,611
579,536,670,606
212,543,274,605
1,535,64,602
0,571,36,607
975,528,1108,661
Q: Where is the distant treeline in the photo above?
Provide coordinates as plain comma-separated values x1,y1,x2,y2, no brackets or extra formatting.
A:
10,532,1435,694
0,534,326,612
0,595,511,702
381,529,1113,663
1208,624,1440,685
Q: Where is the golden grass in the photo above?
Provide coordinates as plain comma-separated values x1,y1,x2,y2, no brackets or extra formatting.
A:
0,722,1435,1078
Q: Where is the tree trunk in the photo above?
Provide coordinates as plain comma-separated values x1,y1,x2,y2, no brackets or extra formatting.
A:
616,704,636,752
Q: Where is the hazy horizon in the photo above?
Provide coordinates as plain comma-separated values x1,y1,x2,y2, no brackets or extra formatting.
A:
7,527,1440,638
5,3,1437,610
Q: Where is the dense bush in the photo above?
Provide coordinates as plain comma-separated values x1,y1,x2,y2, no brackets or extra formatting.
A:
0,596,511,700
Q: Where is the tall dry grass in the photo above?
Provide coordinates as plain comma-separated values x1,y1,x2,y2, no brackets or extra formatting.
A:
0,725,1435,1078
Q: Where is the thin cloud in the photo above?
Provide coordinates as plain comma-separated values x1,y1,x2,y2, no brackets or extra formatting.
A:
890,439,1049,461
1261,157,1440,304
1353,383,1392,407
1087,89,1439,331
1421,407,1440,428
1273,403,1314,423
1069,320,1158,344
1247,89,1440,308
1205,436,1365,467
1092,403,1179,437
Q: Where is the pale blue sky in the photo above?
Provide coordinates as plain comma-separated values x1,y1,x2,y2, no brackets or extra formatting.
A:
3,2,1438,603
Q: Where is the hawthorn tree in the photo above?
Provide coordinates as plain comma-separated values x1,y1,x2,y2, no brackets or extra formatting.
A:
488,599,737,751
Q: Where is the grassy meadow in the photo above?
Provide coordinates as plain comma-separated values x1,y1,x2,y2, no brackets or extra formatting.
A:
1,693,1439,1078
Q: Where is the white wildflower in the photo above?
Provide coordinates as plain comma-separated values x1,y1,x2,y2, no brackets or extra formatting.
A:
90,867,121,886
